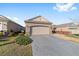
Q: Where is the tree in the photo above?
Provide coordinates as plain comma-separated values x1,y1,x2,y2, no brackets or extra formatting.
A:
52,27,56,33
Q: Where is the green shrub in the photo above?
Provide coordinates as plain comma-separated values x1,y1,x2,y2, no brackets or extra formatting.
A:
24,32,29,36
0,32,3,37
18,33,24,36
73,34,79,36
16,35,32,45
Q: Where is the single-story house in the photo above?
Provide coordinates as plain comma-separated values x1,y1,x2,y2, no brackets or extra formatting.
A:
55,23,79,34
25,16,52,36
0,15,24,34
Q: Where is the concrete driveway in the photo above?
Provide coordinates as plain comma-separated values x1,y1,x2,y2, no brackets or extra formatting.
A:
31,35,79,56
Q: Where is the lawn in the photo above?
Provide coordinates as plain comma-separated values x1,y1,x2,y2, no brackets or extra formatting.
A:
0,43,32,56
0,36,32,56
0,36,16,46
66,34,79,38
54,34,79,43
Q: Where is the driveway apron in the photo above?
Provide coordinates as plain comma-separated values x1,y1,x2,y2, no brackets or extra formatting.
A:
31,35,79,56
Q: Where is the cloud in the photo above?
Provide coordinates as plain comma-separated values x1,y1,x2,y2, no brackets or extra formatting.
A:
71,6,77,10
53,3,77,12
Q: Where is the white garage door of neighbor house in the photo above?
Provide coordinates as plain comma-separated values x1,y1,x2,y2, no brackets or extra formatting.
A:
32,27,49,35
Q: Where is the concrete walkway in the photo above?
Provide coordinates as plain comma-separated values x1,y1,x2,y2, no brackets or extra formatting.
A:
31,35,79,56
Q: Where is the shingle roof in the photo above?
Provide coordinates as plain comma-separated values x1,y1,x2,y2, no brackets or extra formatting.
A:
0,15,24,27
0,15,9,22
25,16,52,24
55,22,79,28
27,16,41,21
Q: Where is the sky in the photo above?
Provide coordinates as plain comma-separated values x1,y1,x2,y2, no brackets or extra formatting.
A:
0,3,79,26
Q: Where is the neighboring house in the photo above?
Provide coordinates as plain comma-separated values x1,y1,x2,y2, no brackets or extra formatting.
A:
0,15,24,34
55,23,79,34
25,16,52,36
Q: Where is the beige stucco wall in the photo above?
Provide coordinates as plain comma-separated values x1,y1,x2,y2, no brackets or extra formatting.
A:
25,22,52,36
56,27,69,32
56,26,79,34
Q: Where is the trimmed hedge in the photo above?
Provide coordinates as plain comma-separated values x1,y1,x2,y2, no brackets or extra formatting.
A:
16,35,32,45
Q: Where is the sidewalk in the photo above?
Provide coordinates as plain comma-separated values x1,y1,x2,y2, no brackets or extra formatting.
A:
53,34,79,43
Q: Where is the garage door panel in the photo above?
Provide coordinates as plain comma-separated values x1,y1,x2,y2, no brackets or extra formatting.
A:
31,27,49,35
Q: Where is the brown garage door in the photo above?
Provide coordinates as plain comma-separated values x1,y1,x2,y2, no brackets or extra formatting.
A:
31,26,49,35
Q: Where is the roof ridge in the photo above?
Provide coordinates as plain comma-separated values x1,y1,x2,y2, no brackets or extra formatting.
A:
0,15,24,27
25,16,52,23
27,15,42,21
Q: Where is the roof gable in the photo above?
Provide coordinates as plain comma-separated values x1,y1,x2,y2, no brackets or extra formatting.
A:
25,16,52,24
